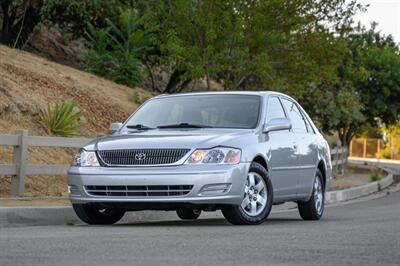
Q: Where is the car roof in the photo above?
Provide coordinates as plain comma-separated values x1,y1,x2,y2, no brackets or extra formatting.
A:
153,91,291,99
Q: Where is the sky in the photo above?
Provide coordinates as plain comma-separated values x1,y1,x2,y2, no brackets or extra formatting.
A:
353,0,400,43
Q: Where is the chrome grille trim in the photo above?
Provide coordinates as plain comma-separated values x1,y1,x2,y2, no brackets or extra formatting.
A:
97,149,191,167
85,185,193,197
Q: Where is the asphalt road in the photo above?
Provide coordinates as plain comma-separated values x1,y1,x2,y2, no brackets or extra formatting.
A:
1,188,399,266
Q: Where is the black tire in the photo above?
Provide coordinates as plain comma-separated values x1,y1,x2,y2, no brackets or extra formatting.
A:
221,162,273,225
73,204,125,225
176,209,201,220
298,169,324,220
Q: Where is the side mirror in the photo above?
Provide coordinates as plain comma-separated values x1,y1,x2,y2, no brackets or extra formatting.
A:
263,118,291,133
108,122,123,134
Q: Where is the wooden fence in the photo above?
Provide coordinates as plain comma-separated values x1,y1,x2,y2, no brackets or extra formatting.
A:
349,138,385,159
0,130,91,196
330,146,348,174
0,129,348,197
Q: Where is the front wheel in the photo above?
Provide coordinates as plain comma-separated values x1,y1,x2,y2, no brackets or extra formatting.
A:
298,170,324,220
221,162,273,225
176,209,201,220
73,204,125,225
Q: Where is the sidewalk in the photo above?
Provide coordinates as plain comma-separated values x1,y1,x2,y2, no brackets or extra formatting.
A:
349,157,400,173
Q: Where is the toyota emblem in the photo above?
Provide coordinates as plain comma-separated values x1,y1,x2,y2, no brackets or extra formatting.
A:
135,152,146,161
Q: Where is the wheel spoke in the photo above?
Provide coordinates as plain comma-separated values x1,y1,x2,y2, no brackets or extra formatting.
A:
256,194,266,204
254,180,264,192
248,173,255,187
250,201,257,214
241,197,250,209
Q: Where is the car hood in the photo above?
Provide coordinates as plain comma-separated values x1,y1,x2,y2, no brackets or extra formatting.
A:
86,129,254,150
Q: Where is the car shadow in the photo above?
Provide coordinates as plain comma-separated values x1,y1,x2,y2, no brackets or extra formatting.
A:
114,217,303,227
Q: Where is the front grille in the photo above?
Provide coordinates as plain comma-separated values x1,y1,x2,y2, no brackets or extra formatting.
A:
97,149,190,166
85,185,193,197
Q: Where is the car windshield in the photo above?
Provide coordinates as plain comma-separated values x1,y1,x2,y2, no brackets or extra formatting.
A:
123,94,261,130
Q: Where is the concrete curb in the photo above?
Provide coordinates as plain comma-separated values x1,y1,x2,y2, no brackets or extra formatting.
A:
325,174,393,203
0,207,190,228
326,160,397,204
1,161,398,228
0,206,78,227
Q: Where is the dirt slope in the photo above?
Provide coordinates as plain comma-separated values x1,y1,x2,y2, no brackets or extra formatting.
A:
0,44,151,135
0,45,151,197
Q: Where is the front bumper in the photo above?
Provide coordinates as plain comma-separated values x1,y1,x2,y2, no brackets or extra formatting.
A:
68,163,250,206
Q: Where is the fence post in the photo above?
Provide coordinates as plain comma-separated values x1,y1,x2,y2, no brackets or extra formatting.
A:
349,141,353,157
362,139,366,158
335,146,339,173
10,129,28,197
377,140,380,158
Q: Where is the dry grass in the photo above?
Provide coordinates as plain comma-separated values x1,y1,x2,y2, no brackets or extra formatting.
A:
331,166,385,190
0,44,152,197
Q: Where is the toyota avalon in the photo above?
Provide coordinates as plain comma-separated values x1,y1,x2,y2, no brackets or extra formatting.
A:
68,91,331,225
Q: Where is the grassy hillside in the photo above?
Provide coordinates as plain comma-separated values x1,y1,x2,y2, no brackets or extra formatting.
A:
0,45,151,197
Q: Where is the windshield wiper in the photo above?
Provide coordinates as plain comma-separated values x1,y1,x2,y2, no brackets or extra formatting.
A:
126,124,155,130
157,123,213,129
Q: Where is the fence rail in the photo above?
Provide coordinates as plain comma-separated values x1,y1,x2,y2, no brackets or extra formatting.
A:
0,129,347,197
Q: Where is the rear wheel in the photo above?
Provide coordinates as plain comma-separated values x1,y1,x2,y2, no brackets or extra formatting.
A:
73,204,125,225
176,209,201,220
222,162,273,225
298,170,324,220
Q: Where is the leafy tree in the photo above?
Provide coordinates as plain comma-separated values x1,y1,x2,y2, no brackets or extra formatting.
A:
141,0,362,93
351,25,400,126
40,0,128,36
304,25,400,146
0,0,132,47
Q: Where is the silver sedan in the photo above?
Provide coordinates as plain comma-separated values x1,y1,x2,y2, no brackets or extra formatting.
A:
68,91,331,225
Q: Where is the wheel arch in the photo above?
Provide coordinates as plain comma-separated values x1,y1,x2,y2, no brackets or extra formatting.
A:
317,160,326,191
251,155,269,172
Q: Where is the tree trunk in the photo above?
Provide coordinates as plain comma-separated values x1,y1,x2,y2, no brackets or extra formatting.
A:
0,0,13,44
206,73,210,90
0,0,43,47
165,69,186,93
144,61,158,92
337,126,356,148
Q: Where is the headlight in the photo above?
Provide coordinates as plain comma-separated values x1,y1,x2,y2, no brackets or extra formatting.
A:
73,149,100,167
185,147,241,165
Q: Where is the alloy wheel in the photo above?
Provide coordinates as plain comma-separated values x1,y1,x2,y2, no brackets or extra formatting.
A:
240,172,268,216
314,176,323,215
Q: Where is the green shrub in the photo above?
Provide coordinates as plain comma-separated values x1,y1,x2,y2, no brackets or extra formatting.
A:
130,91,141,104
370,171,382,182
39,100,84,136
85,9,154,87
130,91,152,105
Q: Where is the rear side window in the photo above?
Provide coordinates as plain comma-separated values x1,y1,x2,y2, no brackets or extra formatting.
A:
266,97,286,123
301,110,315,134
281,98,307,133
